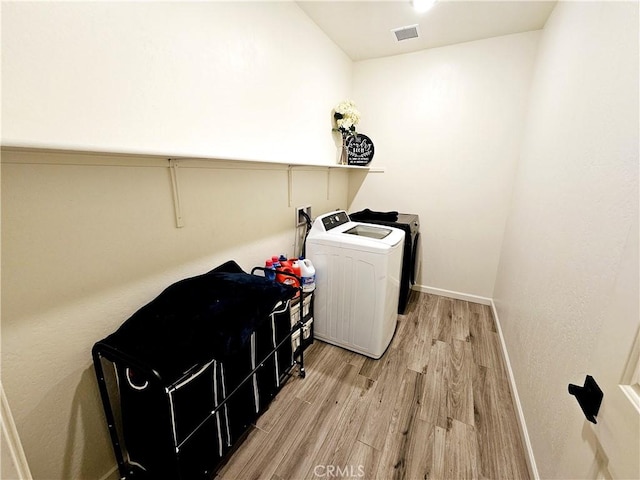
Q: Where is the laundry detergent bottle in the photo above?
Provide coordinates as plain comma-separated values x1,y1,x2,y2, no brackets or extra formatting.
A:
265,260,276,281
298,258,316,293
292,260,302,280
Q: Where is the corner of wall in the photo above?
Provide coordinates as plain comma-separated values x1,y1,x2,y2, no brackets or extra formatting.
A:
489,300,540,480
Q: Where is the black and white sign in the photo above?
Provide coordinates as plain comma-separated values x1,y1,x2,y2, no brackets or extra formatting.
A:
346,134,374,166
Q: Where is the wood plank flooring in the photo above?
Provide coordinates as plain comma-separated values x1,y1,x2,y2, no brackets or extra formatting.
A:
215,292,530,480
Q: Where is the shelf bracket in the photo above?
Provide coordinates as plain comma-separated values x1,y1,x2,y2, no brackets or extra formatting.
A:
287,166,293,207
168,159,185,228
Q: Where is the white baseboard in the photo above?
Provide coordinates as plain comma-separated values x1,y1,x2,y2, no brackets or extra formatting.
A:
98,465,119,480
490,300,540,480
413,284,492,306
1,385,33,480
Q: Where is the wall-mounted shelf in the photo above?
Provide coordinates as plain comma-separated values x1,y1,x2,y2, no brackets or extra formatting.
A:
1,143,385,228
0,143,385,173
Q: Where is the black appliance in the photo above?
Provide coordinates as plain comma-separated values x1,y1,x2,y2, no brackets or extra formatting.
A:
349,209,421,314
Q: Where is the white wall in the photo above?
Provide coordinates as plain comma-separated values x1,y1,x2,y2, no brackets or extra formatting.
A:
493,2,639,478
1,2,353,478
1,1,351,164
349,31,540,298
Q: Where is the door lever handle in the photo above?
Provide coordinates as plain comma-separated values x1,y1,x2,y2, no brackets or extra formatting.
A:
568,375,603,424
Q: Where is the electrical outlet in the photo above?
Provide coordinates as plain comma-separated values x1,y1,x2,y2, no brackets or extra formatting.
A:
296,205,312,227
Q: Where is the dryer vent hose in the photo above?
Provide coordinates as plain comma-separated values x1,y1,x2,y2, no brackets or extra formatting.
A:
300,210,312,258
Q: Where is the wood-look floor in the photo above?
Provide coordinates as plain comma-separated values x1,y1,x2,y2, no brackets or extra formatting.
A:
215,292,530,480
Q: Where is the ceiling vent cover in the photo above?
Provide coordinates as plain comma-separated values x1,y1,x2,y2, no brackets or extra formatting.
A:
391,25,419,41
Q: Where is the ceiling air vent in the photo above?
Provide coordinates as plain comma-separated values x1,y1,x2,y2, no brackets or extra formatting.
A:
391,24,419,42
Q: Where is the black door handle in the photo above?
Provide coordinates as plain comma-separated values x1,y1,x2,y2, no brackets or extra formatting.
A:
568,375,603,424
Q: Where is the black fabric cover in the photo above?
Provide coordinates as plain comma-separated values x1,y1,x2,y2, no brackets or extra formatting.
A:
103,263,296,383
349,208,399,222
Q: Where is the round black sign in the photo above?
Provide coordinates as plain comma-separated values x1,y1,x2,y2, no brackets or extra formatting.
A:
346,134,374,166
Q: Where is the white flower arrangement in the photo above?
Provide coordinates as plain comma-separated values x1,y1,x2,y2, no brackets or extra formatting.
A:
333,100,361,137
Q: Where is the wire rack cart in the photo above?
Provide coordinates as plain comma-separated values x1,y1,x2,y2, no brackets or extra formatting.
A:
92,260,310,479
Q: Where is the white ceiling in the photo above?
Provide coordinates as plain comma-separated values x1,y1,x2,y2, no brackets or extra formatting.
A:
297,0,557,61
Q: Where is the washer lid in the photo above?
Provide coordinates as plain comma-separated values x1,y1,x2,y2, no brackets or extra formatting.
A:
308,221,404,253
343,224,393,239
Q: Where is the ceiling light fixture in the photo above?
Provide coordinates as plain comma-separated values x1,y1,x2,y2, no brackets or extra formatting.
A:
412,0,437,13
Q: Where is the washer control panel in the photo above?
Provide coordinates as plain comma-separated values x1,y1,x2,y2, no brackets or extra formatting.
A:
320,211,350,231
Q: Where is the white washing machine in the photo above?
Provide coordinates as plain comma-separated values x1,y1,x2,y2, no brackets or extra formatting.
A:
306,210,405,359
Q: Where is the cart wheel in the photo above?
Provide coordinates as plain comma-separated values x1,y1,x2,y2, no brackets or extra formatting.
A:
299,367,306,378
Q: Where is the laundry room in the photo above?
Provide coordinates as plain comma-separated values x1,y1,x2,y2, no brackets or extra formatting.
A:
1,1,637,480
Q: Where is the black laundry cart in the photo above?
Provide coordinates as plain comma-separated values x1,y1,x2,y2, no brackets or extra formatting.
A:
92,261,307,479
